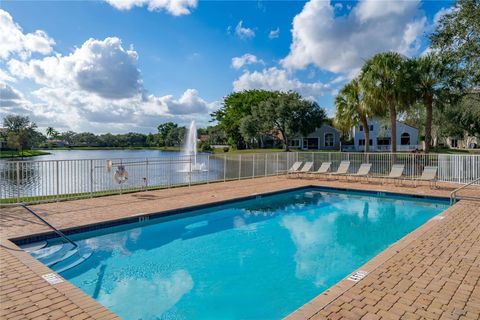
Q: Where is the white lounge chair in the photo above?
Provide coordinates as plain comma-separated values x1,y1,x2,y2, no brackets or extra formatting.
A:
287,161,303,176
311,162,332,176
346,163,372,182
296,161,313,177
412,166,438,188
327,161,350,180
379,164,405,186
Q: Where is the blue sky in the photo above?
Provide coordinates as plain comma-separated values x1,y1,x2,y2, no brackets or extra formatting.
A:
0,0,453,133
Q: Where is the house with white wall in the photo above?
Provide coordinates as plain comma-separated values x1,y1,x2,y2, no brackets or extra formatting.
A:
289,124,341,150
352,118,420,152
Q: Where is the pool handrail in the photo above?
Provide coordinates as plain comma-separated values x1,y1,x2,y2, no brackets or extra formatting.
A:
450,176,480,204
21,204,78,249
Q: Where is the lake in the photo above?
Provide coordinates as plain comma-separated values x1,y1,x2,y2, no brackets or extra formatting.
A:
16,149,186,161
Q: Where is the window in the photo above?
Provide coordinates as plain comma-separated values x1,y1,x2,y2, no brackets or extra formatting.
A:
359,139,372,146
359,125,363,131
451,139,458,148
289,139,300,147
400,133,410,145
305,138,319,149
377,138,391,145
325,133,334,147
369,125,374,131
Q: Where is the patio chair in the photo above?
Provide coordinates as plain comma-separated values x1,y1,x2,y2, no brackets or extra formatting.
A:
379,164,405,186
287,161,303,176
310,162,332,177
287,161,303,178
346,163,372,183
327,161,351,180
296,161,314,178
412,166,438,188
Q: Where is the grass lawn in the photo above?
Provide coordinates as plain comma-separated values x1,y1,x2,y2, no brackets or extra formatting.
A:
431,148,480,154
0,150,51,158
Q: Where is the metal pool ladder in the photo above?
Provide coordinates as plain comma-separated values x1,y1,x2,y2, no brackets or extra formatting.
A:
450,177,480,205
21,204,78,249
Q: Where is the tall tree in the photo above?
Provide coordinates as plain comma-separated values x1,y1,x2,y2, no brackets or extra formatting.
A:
253,91,326,150
335,78,372,152
361,52,408,153
46,127,59,139
3,115,35,133
157,122,178,146
430,0,480,88
213,90,280,149
2,115,41,151
407,53,447,152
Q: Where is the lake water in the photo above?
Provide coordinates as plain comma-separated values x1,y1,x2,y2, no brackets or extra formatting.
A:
8,149,186,161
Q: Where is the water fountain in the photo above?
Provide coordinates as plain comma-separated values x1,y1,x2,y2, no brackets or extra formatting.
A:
181,120,207,172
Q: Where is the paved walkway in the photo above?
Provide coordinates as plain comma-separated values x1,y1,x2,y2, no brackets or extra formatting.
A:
1,176,479,319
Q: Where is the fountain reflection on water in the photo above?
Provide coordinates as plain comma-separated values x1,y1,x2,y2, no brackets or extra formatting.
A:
181,120,207,172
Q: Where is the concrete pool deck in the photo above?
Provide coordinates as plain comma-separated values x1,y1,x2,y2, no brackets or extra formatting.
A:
1,176,479,319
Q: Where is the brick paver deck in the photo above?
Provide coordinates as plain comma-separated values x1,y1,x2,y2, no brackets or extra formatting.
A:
1,176,479,319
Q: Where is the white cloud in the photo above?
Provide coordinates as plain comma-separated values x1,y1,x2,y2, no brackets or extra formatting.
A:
4,32,218,132
0,69,16,83
146,89,218,115
0,82,23,107
104,0,197,15
282,0,427,75
235,20,255,39
9,37,142,99
0,9,55,60
268,27,280,39
231,54,264,70
232,67,330,100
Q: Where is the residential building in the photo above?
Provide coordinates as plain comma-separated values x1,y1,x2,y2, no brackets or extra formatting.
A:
351,118,420,152
289,124,341,150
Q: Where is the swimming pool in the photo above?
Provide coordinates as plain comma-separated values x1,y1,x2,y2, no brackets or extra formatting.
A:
23,187,449,319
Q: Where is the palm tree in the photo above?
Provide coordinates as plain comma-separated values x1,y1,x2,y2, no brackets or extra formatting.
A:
360,52,408,153
408,53,445,152
335,78,372,152
46,127,58,139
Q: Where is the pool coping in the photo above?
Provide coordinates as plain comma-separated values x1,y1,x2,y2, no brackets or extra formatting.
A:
4,184,454,320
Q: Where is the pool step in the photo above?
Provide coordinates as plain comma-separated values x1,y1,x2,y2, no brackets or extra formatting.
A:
31,243,66,260
53,251,93,274
27,242,93,273
18,241,48,253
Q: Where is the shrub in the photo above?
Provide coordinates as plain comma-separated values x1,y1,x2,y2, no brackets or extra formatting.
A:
223,147,230,152
200,141,213,152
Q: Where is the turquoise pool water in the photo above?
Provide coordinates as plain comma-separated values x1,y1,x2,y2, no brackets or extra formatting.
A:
32,188,449,319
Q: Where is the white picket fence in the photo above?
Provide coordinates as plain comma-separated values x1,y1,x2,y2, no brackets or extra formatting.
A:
0,152,478,204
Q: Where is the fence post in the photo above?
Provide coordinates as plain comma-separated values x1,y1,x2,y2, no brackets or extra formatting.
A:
189,155,192,186
252,154,255,179
145,157,149,189
16,162,20,203
224,155,227,182
90,159,94,198
207,155,210,183
265,153,268,176
276,153,279,175
56,160,59,202
238,154,242,180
